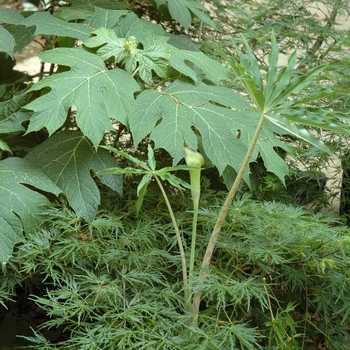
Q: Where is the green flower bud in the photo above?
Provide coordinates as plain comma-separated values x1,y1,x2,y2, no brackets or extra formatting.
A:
123,36,137,54
183,146,205,168
184,146,204,206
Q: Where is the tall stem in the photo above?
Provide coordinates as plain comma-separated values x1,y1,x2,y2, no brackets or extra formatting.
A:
189,199,199,280
187,196,199,312
153,174,190,309
183,145,205,317
198,0,206,42
191,113,266,315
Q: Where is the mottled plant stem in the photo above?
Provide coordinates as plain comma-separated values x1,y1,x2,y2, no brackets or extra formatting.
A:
191,113,266,319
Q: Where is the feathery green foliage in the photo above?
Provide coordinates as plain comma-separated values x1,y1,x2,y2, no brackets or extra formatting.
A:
2,192,350,348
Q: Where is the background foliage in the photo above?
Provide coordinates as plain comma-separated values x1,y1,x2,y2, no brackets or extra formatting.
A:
0,0,350,348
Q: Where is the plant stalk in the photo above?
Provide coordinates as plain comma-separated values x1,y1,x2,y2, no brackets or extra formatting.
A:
191,113,266,316
188,164,202,281
153,174,190,309
198,0,206,42
189,198,199,280
183,145,205,317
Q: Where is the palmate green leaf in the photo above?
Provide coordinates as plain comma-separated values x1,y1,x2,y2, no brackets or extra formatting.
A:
0,157,62,264
100,144,194,214
223,36,349,157
265,65,326,111
1,7,88,49
83,12,148,53
147,144,156,171
83,7,129,29
265,112,333,155
25,131,123,222
154,0,217,30
83,20,228,84
130,80,248,172
125,49,169,84
113,11,147,39
0,26,15,58
129,79,289,183
58,7,94,22
0,139,12,154
22,12,91,40
0,8,29,57
212,42,264,108
83,27,128,61
258,143,289,184
278,107,350,133
136,173,152,216
169,49,229,84
189,4,218,30
264,34,298,111
168,0,192,29
101,145,151,171
84,28,169,84
66,0,126,10
4,24,36,54
157,171,192,190
84,31,159,85
239,36,264,93
0,11,35,57
98,167,147,175
265,52,297,111
25,48,139,148
0,8,24,24
291,88,336,105
137,173,152,196
0,92,32,134
264,33,279,102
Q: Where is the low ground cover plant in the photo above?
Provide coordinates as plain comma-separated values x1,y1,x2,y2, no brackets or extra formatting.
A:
2,192,350,349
